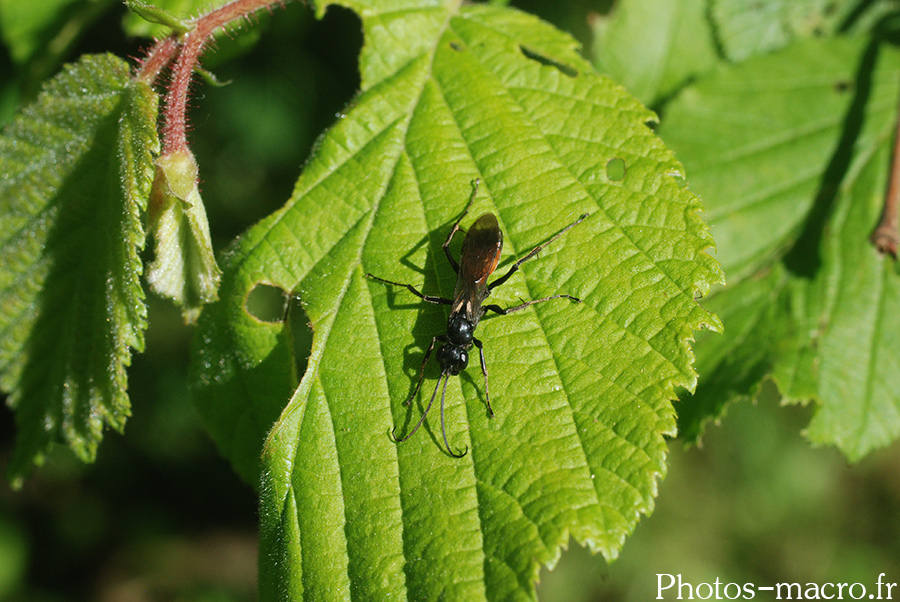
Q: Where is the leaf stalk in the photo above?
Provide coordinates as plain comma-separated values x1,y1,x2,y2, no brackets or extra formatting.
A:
135,0,286,154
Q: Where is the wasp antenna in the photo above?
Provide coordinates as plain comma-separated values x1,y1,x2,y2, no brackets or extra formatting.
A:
439,374,468,458
392,370,444,443
463,178,480,212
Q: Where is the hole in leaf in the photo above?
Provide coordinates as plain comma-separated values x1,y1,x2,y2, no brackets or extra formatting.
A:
287,295,313,378
519,45,578,78
245,283,288,323
606,157,626,181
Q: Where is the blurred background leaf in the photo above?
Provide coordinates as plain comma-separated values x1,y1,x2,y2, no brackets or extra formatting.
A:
591,0,718,106
661,32,900,460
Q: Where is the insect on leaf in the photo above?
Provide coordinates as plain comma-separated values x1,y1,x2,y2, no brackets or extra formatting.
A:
192,2,723,599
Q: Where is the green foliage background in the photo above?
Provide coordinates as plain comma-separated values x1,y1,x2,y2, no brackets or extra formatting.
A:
0,0,899,600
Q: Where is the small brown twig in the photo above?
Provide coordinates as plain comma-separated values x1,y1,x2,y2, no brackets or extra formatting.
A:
871,83,900,258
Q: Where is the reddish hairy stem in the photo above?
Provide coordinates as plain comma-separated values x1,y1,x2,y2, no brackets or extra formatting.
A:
136,37,180,84
153,0,283,154
872,84,900,258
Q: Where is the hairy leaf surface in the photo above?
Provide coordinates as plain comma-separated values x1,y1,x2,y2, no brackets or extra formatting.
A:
0,54,158,484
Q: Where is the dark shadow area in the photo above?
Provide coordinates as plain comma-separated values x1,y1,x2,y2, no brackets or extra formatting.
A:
372,217,468,456
192,2,363,251
519,44,579,77
783,37,878,278
1,297,258,601
511,0,609,58
0,3,363,599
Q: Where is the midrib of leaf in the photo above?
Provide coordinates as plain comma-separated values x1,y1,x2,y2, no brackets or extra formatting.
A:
418,28,615,545
271,198,395,600
418,8,687,546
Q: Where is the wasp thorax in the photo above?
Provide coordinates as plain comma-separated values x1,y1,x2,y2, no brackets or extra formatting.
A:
446,314,474,346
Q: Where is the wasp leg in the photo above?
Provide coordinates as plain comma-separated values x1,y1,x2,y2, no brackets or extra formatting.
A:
443,178,481,273
399,335,445,407
472,337,493,418
393,369,443,443
366,273,451,305
483,294,581,317
488,212,588,291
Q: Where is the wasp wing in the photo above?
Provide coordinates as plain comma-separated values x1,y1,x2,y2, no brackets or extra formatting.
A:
452,213,503,321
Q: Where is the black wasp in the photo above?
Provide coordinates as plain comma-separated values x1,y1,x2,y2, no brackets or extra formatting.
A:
367,179,587,457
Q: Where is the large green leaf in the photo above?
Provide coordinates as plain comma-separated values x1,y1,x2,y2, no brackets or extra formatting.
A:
661,36,869,281
779,115,900,460
192,1,722,599
0,54,158,485
663,36,900,460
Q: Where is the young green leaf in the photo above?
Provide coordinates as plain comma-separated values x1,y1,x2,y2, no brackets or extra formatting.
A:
192,2,722,599
147,149,222,323
123,0,266,59
124,0,191,35
0,54,158,485
663,36,900,460
123,0,207,38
